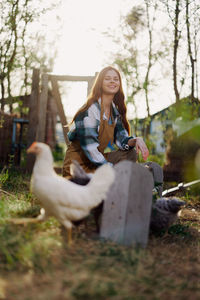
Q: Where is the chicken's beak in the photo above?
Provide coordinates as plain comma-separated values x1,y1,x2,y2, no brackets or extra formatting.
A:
27,142,38,154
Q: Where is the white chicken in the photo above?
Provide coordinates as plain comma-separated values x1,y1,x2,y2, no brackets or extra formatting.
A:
26,142,115,244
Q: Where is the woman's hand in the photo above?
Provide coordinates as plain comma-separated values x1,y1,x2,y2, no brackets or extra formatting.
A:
128,137,149,161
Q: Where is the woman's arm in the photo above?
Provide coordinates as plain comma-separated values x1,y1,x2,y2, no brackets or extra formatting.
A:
128,137,149,160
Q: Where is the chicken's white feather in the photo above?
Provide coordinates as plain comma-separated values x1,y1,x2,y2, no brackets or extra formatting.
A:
86,164,115,208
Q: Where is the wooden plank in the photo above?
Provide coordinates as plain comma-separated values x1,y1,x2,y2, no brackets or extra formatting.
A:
87,72,98,95
100,161,154,247
36,73,49,142
48,74,95,82
26,69,40,172
50,77,70,145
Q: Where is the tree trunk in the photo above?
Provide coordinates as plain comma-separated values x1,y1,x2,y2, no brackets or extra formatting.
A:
0,80,5,111
173,0,180,103
144,0,152,118
186,0,195,103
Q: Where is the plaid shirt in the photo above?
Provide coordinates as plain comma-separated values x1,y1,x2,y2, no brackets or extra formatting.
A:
68,98,135,166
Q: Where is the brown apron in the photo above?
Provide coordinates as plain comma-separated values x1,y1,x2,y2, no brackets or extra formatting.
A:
62,101,115,177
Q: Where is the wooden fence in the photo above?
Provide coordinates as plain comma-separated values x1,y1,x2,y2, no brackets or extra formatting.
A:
0,111,16,164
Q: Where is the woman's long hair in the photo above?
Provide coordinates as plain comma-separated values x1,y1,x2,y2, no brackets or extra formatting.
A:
72,66,130,134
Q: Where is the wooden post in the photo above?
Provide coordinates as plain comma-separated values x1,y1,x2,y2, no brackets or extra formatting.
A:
50,76,70,145
26,69,40,172
36,73,49,142
87,73,98,95
87,78,94,96
100,161,154,247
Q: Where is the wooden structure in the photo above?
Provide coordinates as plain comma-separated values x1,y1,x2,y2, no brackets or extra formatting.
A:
49,74,96,145
27,69,97,171
0,69,96,169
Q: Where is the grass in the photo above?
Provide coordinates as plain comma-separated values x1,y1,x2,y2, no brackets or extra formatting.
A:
0,169,199,300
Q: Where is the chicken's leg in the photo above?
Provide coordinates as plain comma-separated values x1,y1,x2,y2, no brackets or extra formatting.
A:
61,221,73,246
67,227,72,245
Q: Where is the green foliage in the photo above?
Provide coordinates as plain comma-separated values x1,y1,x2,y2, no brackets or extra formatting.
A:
111,2,168,120
0,170,61,272
147,153,165,167
2,168,30,192
125,6,145,33
71,280,117,300
151,223,192,238
0,221,61,272
168,224,191,237
0,0,60,111
52,143,65,162
137,137,166,166
0,167,9,188
162,99,200,182
148,154,164,166
0,224,33,271
158,97,200,125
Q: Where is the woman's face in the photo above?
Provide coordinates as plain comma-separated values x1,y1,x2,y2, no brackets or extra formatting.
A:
102,69,120,96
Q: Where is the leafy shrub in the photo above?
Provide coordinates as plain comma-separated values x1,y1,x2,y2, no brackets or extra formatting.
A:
0,167,9,188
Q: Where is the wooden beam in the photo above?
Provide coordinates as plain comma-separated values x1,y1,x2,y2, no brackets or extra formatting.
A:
36,73,49,142
26,69,40,172
87,72,98,95
50,77,70,145
48,74,95,82
87,78,94,96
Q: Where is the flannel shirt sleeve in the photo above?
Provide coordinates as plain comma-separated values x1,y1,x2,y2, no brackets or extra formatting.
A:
114,115,135,150
74,105,109,166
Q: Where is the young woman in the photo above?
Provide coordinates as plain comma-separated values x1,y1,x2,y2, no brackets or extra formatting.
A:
63,66,149,177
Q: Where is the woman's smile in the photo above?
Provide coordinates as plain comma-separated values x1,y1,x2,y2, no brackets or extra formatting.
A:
102,69,120,95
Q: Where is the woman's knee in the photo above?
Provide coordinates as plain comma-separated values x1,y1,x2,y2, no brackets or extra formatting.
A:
106,148,137,164
126,148,137,162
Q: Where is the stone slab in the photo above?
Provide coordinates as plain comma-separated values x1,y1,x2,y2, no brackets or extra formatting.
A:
100,161,154,247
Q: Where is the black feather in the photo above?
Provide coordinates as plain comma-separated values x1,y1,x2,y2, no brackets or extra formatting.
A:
69,177,90,186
